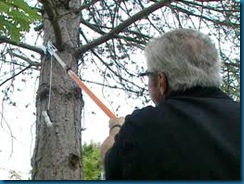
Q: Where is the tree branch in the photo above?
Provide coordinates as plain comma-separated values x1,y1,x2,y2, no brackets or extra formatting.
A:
82,78,146,95
75,0,171,56
0,36,43,54
34,0,100,32
40,0,63,50
79,18,148,46
7,49,41,68
0,65,32,87
170,4,240,28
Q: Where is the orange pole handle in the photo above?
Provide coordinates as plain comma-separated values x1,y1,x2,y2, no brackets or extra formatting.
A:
68,70,117,119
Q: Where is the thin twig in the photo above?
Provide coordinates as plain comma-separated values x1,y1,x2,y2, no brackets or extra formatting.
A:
0,65,32,87
75,0,171,56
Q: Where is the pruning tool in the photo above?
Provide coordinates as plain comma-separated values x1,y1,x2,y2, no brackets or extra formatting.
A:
43,41,116,119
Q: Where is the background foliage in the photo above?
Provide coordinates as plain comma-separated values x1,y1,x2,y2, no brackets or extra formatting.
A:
0,0,40,42
82,142,102,180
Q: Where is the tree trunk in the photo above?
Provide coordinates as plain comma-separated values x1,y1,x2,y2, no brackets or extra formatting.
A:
31,0,83,180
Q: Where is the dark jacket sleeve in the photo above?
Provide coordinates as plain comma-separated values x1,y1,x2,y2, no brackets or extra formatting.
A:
104,134,122,179
104,107,154,180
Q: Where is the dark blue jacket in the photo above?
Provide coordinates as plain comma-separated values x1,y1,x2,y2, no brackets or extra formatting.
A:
105,86,240,180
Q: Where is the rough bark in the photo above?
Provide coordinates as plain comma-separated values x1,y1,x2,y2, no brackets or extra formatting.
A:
31,0,83,180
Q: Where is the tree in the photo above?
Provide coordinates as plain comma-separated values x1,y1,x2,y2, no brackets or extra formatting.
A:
0,0,240,180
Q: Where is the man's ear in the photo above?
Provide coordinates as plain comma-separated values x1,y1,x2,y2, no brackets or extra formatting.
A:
158,72,168,95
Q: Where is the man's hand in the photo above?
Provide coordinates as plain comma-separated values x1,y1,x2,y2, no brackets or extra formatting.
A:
100,117,125,162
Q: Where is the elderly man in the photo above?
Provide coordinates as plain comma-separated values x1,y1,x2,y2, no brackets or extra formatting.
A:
100,28,240,180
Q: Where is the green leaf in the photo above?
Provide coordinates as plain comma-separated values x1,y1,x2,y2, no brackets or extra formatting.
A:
0,1,10,13
11,0,40,20
9,10,30,31
0,0,41,42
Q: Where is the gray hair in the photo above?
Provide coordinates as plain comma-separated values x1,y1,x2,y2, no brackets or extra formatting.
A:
144,28,222,93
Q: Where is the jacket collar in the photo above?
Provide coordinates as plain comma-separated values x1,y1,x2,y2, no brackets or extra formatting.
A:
165,86,231,100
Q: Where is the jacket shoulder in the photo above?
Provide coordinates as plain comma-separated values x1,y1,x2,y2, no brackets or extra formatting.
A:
124,105,161,126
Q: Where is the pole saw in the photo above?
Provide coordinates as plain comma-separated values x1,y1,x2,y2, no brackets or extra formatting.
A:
43,41,117,120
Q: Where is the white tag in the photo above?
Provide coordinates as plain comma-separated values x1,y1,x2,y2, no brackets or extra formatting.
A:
42,111,52,127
